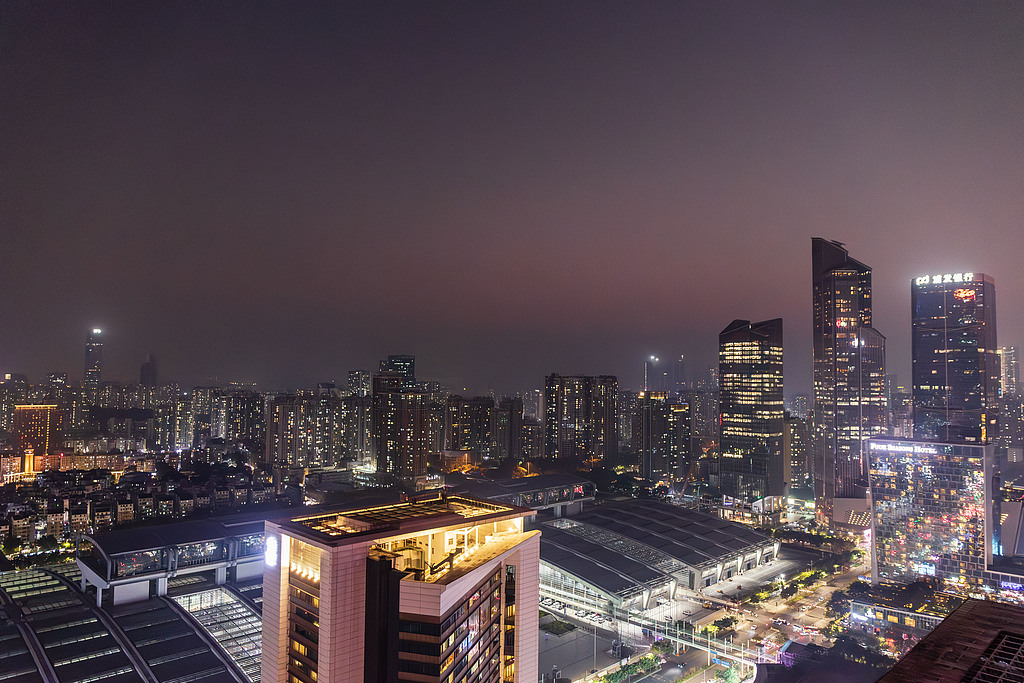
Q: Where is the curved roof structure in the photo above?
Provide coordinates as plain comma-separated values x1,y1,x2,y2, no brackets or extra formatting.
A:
0,564,262,683
539,499,775,601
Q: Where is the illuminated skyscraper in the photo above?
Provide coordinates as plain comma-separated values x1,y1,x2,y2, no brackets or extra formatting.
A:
718,318,786,504
812,238,887,527
262,493,540,683
347,369,370,396
446,395,495,458
1000,346,1019,398
912,272,998,443
543,374,617,463
84,328,103,389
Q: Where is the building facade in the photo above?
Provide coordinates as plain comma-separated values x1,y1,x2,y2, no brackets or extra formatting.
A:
543,374,617,463
718,318,786,504
812,238,888,527
372,373,433,483
84,328,103,389
868,438,992,589
912,272,998,444
637,391,691,485
262,493,540,683
1000,346,1019,398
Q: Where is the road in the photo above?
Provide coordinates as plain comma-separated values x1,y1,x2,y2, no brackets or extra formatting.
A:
728,556,872,653
537,545,872,679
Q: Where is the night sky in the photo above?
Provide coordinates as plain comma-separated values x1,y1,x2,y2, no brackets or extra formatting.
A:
3,2,1022,396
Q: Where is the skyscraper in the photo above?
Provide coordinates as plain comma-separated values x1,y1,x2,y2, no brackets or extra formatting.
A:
912,272,998,443
543,374,617,463
84,328,103,389
1000,346,1019,398
445,395,495,457
812,238,887,527
718,319,786,504
868,438,991,588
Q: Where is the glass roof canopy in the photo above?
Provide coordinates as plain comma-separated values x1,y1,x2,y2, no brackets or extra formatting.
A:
172,588,262,683
0,569,141,683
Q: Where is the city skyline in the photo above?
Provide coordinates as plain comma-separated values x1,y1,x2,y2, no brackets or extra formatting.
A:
3,3,1023,396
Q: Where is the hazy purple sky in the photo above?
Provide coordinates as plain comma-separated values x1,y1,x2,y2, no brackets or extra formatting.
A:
2,2,1022,395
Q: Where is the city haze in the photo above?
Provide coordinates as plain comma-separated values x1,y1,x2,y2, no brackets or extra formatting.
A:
3,2,1022,394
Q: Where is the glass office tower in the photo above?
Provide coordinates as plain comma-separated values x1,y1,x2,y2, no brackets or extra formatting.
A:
812,239,888,526
718,318,786,504
912,272,998,443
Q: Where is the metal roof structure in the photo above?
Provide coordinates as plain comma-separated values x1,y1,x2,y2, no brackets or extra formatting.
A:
0,565,263,683
172,588,263,682
879,599,1024,683
83,517,266,558
539,499,776,601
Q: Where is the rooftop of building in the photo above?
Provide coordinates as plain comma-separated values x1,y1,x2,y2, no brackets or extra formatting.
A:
878,599,1024,682
82,507,282,559
444,472,597,503
540,498,776,598
273,492,532,546
0,562,263,683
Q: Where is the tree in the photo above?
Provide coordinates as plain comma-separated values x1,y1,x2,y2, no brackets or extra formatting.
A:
823,618,843,639
37,534,59,552
2,536,22,556
712,616,738,631
780,585,797,598
715,665,741,683
848,580,871,597
651,639,674,653
826,590,850,618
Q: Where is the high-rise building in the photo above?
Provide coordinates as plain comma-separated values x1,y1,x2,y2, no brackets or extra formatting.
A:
493,396,524,462
784,413,809,486
266,392,346,466
140,354,157,387
446,395,495,457
372,373,432,482
1000,346,1019,398
637,391,691,484
0,373,28,433
671,354,689,393
347,369,370,397
543,374,617,463
84,328,103,389
379,355,416,390
261,492,540,683
812,238,887,527
718,319,786,504
13,404,64,472
912,272,998,443
212,390,267,454
868,438,991,588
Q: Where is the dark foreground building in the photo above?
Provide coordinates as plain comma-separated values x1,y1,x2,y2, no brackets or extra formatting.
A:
878,599,1024,682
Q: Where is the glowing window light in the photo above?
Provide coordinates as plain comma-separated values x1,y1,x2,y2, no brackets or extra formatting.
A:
265,534,278,567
